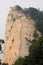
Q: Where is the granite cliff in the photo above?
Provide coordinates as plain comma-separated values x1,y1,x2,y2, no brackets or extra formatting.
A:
3,5,41,65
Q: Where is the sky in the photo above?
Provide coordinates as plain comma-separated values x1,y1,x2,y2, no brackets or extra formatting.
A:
0,0,43,39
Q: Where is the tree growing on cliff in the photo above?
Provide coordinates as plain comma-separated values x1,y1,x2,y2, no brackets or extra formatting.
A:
26,36,43,65
13,57,25,65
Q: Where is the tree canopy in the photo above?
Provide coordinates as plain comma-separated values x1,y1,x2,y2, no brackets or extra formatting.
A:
28,7,43,34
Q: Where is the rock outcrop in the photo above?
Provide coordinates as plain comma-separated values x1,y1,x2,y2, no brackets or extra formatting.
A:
3,5,36,65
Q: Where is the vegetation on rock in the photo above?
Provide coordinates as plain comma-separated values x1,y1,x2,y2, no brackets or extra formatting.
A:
28,7,43,34
13,36,43,65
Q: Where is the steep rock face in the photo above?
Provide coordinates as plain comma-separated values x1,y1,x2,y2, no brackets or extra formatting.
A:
3,5,36,65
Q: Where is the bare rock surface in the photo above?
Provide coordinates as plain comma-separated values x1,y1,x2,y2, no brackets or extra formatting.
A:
3,5,36,65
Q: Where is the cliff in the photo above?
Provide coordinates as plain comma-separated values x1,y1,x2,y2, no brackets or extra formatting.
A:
3,5,41,65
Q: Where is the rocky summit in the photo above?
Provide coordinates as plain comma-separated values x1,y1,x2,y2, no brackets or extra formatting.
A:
3,5,41,65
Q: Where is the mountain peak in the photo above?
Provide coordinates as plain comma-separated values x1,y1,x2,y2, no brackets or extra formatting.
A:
14,5,22,9
10,5,23,13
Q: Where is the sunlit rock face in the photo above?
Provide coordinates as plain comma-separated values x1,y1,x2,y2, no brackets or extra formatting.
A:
3,5,36,65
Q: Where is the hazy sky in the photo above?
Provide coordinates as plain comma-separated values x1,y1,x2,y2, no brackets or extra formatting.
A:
0,0,43,39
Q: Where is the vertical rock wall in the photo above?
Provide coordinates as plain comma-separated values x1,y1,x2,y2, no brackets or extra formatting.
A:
3,6,36,65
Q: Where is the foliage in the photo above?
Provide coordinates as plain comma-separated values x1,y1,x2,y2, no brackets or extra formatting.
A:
28,7,43,34
0,39,4,43
28,36,43,65
13,57,25,65
0,44,1,50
